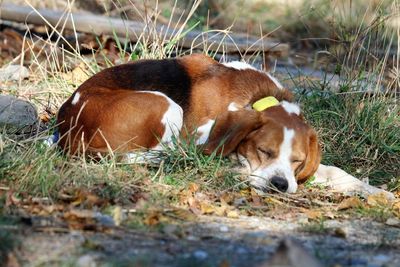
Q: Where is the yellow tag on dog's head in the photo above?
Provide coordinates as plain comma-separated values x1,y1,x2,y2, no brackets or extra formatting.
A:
252,96,279,111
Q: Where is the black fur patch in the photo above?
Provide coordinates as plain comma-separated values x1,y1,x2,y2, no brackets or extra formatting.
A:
90,58,192,111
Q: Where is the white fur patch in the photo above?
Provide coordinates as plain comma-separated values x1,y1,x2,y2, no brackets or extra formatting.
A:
195,119,215,145
141,91,183,149
228,102,240,111
280,101,301,116
313,164,395,199
266,73,284,90
71,92,80,105
223,61,256,71
249,127,298,193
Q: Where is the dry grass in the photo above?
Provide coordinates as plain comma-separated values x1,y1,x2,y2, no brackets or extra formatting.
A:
0,0,398,200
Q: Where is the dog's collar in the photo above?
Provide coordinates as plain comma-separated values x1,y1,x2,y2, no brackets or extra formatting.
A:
252,96,279,111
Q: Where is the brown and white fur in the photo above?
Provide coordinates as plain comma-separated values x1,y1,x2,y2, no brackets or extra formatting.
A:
55,54,394,198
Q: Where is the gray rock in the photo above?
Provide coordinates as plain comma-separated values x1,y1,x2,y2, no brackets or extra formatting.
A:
0,65,30,81
0,95,38,134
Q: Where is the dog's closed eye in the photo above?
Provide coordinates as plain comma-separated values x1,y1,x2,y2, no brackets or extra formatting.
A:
257,148,275,159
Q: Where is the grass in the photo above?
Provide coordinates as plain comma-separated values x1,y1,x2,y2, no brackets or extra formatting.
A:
300,91,399,186
0,0,398,204
0,128,242,201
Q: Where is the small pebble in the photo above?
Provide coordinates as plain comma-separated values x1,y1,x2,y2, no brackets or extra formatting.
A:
372,254,391,263
220,226,229,232
0,65,30,81
186,235,199,241
76,255,97,267
334,227,347,238
193,250,208,260
236,247,248,254
385,217,400,227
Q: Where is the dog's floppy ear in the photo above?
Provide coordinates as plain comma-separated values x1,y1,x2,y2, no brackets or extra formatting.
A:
296,129,321,182
203,110,262,156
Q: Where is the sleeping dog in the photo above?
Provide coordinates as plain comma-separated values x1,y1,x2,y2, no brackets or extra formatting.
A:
56,54,394,198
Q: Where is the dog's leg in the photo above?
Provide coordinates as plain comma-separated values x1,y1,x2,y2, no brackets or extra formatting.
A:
312,164,395,199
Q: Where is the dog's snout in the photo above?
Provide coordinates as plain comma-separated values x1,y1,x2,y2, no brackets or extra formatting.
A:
270,176,289,192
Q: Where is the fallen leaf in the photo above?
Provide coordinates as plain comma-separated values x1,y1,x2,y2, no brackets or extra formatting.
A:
214,206,228,217
392,201,400,218
62,62,89,84
187,196,199,209
240,187,252,197
5,190,21,207
264,197,284,206
188,183,200,193
226,210,240,218
200,202,217,214
367,192,390,207
337,197,363,210
63,209,97,230
163,208,196,221
323,211,336,219
144,210,162,226
220,192,235,205
250,189,263,207
301,208,323,220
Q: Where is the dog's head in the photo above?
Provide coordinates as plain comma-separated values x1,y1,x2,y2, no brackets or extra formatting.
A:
204,101,321,193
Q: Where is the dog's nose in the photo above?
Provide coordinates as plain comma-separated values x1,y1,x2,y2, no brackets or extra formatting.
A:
270,176,288,192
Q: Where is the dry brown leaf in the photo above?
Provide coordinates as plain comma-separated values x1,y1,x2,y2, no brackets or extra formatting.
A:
392,201,400,218
187,196,199,208
188,183,200,193
226,210,240,218
250,188,263,207
39,113,51,123
323,211,336,219
68,190,106,208
200,202,217,214
301,208,323,220
164,208,197,221
337,197,363,210
264,197,284,206
63,209,98,230
214,206,228,217
240,187,252,197
62,62,90,84
367,192,390,207
220,192,235,205
144,210,161,226
64,209,96,219
5,190,21,207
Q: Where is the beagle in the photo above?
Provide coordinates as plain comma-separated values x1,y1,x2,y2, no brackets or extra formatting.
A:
57,54,392,197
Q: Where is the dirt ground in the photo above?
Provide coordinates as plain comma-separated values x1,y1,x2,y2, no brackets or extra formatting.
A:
4,213,400,267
